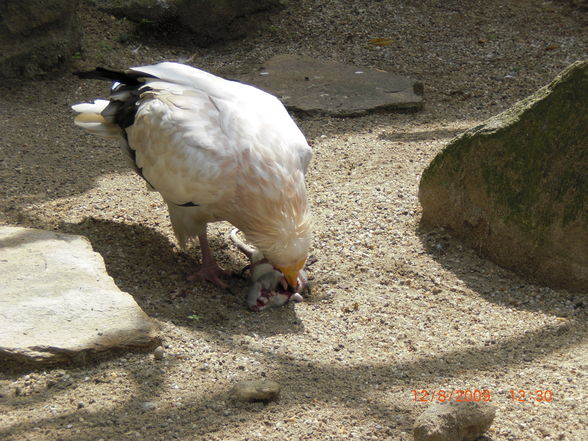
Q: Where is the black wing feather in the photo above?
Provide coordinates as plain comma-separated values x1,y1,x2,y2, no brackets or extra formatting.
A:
73,67,155,86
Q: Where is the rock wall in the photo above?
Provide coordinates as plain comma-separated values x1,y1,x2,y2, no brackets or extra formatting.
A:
177,0,280,42
92,0,281,45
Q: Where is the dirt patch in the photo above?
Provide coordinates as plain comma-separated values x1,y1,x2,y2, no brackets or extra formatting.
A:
1,1,587,441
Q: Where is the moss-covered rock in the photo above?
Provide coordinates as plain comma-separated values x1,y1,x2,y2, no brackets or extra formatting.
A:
419,60,588,292
0,0,81,78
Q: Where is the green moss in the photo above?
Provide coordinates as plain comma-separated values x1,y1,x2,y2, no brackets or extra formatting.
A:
421,60,588,245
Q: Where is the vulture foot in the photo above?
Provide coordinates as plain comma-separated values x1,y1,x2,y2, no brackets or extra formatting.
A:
187,263,229,289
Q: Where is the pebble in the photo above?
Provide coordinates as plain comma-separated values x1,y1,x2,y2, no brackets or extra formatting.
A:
231,380,281,402
141,401,157,411
413,401,496,441
153,346,165,360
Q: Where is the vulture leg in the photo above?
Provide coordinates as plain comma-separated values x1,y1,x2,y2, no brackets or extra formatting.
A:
187,232,228,289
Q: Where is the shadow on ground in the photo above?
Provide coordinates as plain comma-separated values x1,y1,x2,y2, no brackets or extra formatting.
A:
58,217,305,337
0,310,583,440
417,224,588,318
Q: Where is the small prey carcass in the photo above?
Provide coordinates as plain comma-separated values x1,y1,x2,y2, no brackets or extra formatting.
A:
229,229,307,311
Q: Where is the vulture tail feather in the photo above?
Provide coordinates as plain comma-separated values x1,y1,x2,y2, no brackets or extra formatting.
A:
71,99,120,139
71,67,155,138
72,64,199,206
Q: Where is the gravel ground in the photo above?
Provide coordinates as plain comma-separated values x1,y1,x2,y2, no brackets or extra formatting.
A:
1,1,587,441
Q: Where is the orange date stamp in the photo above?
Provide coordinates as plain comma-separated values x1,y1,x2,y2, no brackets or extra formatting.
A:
412,389,492,403
509,389,553,402
412,389,554,403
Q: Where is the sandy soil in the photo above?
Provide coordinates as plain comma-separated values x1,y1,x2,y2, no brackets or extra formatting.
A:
1,1,587,440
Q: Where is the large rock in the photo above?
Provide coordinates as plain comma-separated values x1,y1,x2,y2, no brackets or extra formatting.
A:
419,60,588,292
0,0,81,78
0,226,159,365
236,55,424,116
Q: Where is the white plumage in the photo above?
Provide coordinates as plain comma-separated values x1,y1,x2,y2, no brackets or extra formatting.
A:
73,62,312,297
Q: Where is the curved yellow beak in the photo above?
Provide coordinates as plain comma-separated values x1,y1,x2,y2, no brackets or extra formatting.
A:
275,258,306,289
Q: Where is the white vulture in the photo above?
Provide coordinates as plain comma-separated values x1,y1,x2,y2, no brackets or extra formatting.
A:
72,62,312,309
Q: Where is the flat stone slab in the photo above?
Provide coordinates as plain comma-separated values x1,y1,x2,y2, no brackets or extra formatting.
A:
236,54,423,116
0,226,159,366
